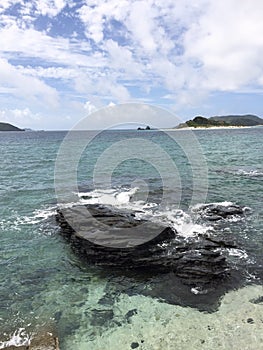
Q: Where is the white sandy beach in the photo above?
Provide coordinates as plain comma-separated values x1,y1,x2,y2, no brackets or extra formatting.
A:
161,125,263,131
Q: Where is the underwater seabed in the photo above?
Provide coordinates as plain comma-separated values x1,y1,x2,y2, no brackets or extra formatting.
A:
1,284,263,350
59,284,263,350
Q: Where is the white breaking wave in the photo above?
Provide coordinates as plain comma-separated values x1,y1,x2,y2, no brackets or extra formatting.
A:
21,207,57,225
77,187,213,238
77,187,139,206
0,206,59,232
2,188,248,240
191,201,235,211
0,328,30,349
236,169,263,177
227,248,248,259
218,168,263,178
13,206,58,226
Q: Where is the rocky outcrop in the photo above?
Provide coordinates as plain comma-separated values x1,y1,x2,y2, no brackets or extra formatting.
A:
192,203,246,221
137,125,151,130
56,204,235,285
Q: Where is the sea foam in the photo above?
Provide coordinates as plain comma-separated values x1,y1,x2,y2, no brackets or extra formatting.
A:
77,187,213,238
0,328,30,349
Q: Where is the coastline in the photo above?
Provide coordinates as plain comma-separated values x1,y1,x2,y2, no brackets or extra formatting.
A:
161,125,263,131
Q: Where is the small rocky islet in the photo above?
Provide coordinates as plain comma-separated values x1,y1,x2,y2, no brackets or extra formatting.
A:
55,202,250,311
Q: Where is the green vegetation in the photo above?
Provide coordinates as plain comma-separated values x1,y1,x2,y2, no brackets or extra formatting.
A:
0,122,24,131
186,116,229,128
210,114,263,126
177,114,263,128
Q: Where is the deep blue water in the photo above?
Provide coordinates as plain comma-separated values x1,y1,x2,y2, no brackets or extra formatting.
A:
0,128,262,348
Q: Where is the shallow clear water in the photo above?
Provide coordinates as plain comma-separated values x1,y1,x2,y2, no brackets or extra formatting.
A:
0,128,262,349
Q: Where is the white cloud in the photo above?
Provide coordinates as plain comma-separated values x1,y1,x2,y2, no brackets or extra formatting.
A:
128,1,157,53
29,0,67,18
78,4,104,43
78,0,130,43
84,101,97,114
0,58,59,107
0,107,42,128
104,39,142,78
0,24,99,67
1,0,263,129
75,0,205,99
18,66,78,80
183,0,263,91
73,103,178,130
0,0,21,14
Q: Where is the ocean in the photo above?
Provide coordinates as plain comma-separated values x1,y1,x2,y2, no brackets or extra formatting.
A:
0,127,262,349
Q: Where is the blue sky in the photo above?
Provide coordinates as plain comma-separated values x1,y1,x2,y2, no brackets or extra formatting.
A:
1,0,263,130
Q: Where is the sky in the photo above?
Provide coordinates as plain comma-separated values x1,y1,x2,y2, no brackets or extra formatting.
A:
1,0,263,130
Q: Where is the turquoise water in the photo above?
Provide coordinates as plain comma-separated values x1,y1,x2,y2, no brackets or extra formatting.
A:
0,128,262,349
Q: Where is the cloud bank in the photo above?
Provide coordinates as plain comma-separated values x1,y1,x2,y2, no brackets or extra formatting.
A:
0,0,263,128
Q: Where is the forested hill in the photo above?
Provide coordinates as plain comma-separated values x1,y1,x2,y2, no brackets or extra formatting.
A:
177,115,263,128
0,122,24,131
210,115,263,126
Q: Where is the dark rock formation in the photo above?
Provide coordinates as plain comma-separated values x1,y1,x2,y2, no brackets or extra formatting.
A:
137,125,151,130
193,203,246,221
55,203,252,311
250,295,263,305
56,204,233,284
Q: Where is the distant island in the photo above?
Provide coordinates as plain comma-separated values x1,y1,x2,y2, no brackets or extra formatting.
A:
0,122,24,131
176,115,263,128
137,125,151,130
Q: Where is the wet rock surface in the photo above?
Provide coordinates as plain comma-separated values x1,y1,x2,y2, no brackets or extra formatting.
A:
55,204,231,277
192,203,246,221
2,332,59,350
56,203,248,311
